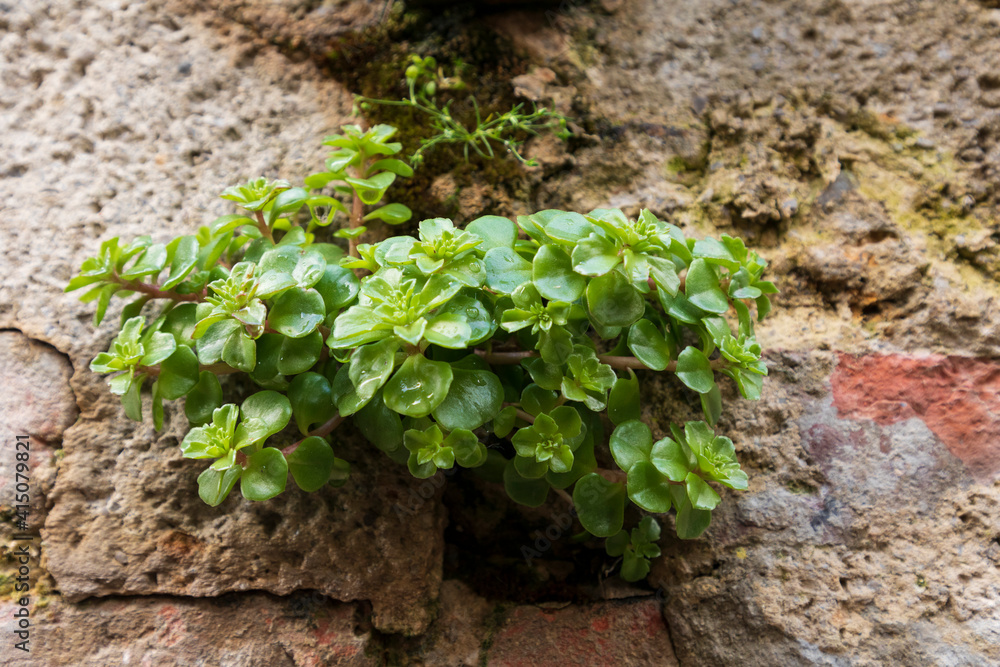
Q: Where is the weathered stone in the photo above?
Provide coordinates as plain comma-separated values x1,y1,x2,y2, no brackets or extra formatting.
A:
0,593,375,666
417,580,493,666
487,598,677,666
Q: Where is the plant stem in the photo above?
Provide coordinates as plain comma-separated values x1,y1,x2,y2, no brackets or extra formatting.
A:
113,274,204,302
348,157,366,259
282,414,344,456
514,409,536,425
594,467,627,484
255,211,275,244
553,487,574,507
144,361,241,377
474,349,538,364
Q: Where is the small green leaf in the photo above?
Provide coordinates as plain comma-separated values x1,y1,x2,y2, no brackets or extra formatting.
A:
685,472,721,510
609,420,653,472
355,391,405,455
240,390,292,442
287,436,335,492
185,371,223,425
587,271,643,328
363,202,412,225
626,461,673,513
484,247,533,294
685,259,730,314
163,236,200,289
269,287,325,338
533,244,585,302
314,264,360,313
432,366,503,431
503,459,550,507
627,319,673,371
197,465,242,506
349,338,399,405
608,369,641,425
675,347,714,394
649,437,691,482
383,354,453,418
466,215,517,251
222,331,256,372
240,448,288,501
287,372,335,435
276,330,323,375
157,345,200,400
345,172,395,205
700,382,722,425
572,233,620,276
573,472,625,537
121,243,168,279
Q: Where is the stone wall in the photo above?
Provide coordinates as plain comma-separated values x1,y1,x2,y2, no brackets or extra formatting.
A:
1,0,998,664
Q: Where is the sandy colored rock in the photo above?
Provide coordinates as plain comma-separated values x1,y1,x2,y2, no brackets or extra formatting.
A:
0,593,374,666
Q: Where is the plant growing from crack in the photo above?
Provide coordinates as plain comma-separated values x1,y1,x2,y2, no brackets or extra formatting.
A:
68,130,776,583
356,54,570,167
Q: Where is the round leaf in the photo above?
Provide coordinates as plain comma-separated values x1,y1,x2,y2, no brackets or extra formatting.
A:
676,347,715,394
608,369,640,426
432,367,503,431
383,354,453,418
572,472,625,537
503,459,550,507
587,271,643,328
466,215,517,251
287,372,335,435
609,420,653,472
627,319,673,371
197,465,241,507
240,448,288,501
269,287,325,338
276,330,323,375
240,390,292,441
484,247,532,294
287,436,335,492
626,461,673,513
185,371,223,425
533,244,585,302
158,345,200,400
685,259,730,314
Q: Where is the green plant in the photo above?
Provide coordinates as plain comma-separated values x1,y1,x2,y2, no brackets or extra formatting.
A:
67,131,776,583
356,55,570,166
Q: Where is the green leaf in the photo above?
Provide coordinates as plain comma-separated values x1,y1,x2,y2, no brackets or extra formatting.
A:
349,338,399,404
466,215,517,251
647,255,680,296
354,391,405,455
266,187,308,225
493,406,517,438
163,236,200,289
673,491,712,539
157,345,200,400
292,251,327,289
287,372,336,435
185,371,223,425
649,437,691,482
314,264,360,313
537,210,594,245
503,459,550,507
608,369,640,425
532,244,585,302
269,287,325,338
240,448,288,501
700,382,722,425
685,259,730,314
287,436,335,492
448,429,487,468
92,284,118,326
572,233,620,276
621,552,652,582
197,465,242,507
276,330,323,375
122,376,142,421
675,347,715,394
609,420,653,472
121,243,168,279
587,271,643,328
140,332,177,367
240,390,292,442
573,472,625,537
432,366,504,431
484,247,533,294
222,331,256,373
369,158,414,177
626,461,673,513
363,202,412,225
522,357,563,391
383,354,453,418
685,472,721,510
196,319,240,364
627,320,673,371
345,172,395,205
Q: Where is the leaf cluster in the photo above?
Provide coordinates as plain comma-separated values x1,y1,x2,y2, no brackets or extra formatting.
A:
69,130,776,583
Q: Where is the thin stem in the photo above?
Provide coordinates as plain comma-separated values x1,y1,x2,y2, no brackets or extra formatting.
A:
348,156,367,259
282,414,345,456
514,409,535,425
255,211,275,244
474,349,538,364
553,487,574,507
144,361,241,377
112,273,204,302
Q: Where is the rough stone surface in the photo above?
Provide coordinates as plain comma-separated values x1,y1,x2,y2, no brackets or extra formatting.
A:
4,0,1000,664
0,593,374,666
486,598,677,666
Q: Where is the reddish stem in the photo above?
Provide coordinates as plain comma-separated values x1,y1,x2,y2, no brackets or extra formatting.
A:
255,210,275,244
281,414,345,456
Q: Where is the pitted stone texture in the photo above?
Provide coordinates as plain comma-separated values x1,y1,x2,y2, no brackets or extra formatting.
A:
650,351,1000,667
0,593,375,666
486,598,677,666
0,0,444,635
